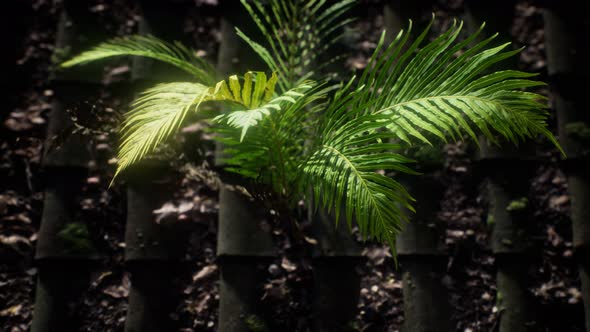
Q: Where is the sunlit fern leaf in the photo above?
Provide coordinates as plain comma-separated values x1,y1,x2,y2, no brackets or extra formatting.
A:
342,20,563,153
300,18,563,249
115,82,209,180
115,72,305,179
214,79,314,141
214,83,330,198
60,35,216,85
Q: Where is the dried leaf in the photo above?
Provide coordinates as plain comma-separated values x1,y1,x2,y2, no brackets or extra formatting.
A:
192,265,217,282
0,304,22,317
280,257,297,272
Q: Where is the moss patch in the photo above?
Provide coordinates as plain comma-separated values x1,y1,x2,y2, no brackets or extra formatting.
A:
486,213,495,226
244,315,268,332
57,222,95,254
506,197,528,212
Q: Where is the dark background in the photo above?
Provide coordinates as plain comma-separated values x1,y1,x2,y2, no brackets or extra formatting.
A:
0,0,586,331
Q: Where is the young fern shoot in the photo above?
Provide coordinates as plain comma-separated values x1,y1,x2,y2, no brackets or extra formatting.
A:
61,0,560,255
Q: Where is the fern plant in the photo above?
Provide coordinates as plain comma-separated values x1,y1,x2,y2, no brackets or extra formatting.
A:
61,0,561,254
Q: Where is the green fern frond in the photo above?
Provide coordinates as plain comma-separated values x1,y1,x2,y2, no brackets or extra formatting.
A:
214,82,331,199
348,20,562,153
300,113,418,249
238,0,355,91
214,79,314,141
60,35,216,85
301,18,562,247
115,71,304,179
115,82,209,179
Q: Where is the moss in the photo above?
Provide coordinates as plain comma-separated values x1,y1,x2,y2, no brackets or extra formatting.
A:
345,321,360,332
496,291,504,310
565,122,590,144
244,315,268,332
501,238,513,246
50,46,71,65
486,213,495,226
57,222,95,254
506,197,528,212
